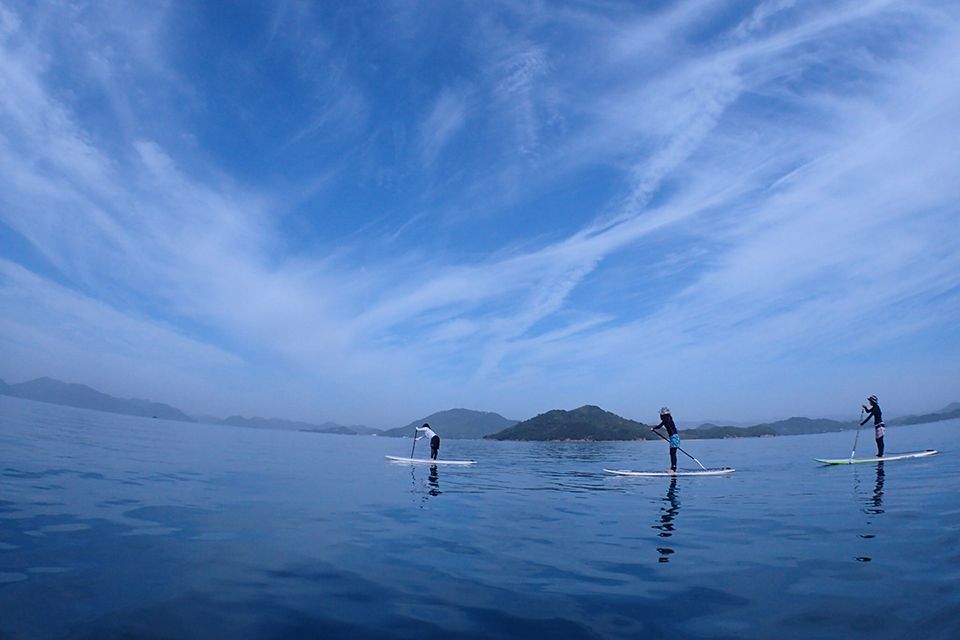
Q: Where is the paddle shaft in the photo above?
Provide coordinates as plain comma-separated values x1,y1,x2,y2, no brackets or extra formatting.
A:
851,408,864,460
410,427,417,458
652,429,707,470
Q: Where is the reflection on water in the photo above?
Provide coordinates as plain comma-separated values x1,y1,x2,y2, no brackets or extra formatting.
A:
653,477,679,563
867,462,885,515
856,463,885,562
412,465,442,507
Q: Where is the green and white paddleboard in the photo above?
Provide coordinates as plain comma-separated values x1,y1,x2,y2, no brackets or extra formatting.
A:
604,467,735,477
385,455,477,466
815,450,938,465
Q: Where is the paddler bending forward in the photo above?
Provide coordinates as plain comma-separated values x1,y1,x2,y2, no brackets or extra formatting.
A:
416,423,441,460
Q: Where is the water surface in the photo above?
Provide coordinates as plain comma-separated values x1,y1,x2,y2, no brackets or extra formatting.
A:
1,396,957,639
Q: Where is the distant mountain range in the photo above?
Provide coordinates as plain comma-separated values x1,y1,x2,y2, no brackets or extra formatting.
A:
0,377,378,435
379,408,517,439
683,423,779,439
0,377,195,422
686,417,854,439
888,404,960,426
484,405,791,442
217,415,382,436
1,376,956,442
485,404,960,442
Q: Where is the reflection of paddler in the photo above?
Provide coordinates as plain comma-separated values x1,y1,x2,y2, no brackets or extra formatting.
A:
655,477,680,562
651,407,680,473
428,464,440,496
415,423,441,460
870,463,885,514
655,477,680,537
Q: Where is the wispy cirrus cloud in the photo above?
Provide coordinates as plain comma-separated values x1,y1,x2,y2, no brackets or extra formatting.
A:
0,0,957,425
419,87,470,166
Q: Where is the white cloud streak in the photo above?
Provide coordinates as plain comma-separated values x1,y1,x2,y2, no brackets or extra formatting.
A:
419,87,470,166
0,0,957,424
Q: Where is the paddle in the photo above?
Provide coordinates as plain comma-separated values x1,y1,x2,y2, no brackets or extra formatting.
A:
651,429,707,470
851,408,864,461
410,427,418,459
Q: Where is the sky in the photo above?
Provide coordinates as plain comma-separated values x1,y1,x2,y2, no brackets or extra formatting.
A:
1,0,959,428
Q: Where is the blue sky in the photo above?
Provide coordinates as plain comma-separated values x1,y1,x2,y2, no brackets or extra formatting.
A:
1,0,958,428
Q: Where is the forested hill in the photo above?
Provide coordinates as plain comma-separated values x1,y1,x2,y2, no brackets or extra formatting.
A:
486,406,656,441
380,409,517,439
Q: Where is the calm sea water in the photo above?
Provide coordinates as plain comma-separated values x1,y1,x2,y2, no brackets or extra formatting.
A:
1,395,958,639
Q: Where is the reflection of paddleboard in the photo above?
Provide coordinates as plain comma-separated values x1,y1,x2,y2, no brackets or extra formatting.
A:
385,455,477,466
815,450,938,465
604,467,735,477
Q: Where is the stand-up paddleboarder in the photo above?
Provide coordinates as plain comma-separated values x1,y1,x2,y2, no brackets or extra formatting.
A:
415,423,441,460
652,407,680,473
860,395,885,457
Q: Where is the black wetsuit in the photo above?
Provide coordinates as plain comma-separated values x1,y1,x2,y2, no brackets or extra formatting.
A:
430,435,440,460
653,415,679,471
861,404,884,457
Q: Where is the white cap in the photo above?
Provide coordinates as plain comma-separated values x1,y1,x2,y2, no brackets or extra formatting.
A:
660,407,671,416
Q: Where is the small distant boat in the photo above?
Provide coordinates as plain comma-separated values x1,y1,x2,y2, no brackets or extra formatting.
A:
815,450,938,465
603,467,735,477
384,455,477,466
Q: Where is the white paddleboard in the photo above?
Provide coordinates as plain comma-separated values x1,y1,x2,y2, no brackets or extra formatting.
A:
385,455,477,466
604,467,735,477
815,450,938,465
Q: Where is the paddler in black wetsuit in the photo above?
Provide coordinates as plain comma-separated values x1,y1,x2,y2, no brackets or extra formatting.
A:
860,395,885,457
652,407,680,473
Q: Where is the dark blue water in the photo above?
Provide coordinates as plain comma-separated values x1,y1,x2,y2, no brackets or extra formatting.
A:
1,395,958,639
